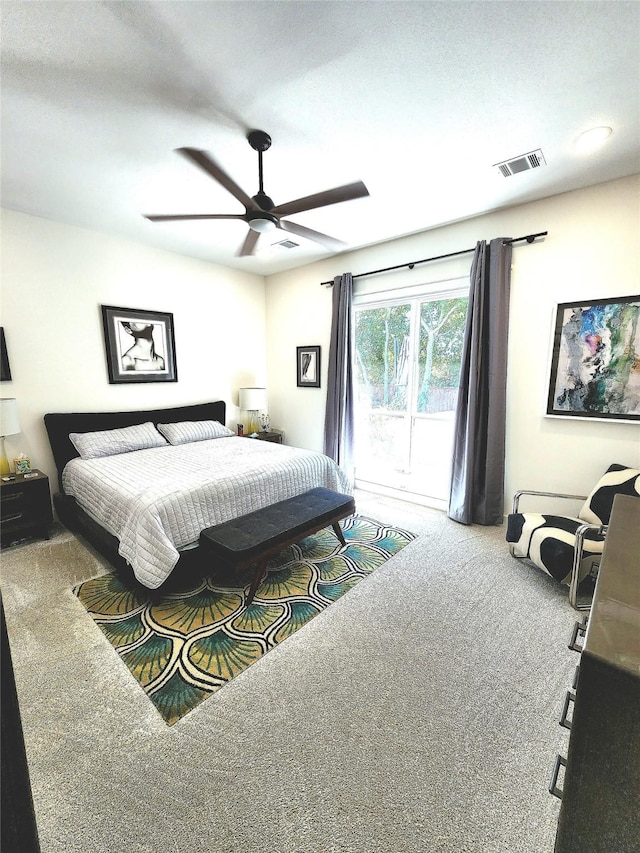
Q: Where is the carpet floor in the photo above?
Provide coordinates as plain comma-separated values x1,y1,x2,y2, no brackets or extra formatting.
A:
1,490,579,852
73,515,415,725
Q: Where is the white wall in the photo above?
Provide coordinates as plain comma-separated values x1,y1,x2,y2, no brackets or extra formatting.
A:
0,210,266,485
265,175,640,512
2,177,638,515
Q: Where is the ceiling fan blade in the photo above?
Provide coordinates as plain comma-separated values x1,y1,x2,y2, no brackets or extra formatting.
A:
236,229,260,257
177,147,259,211
144,213,246,222
279,220,347,251
272,180,369,217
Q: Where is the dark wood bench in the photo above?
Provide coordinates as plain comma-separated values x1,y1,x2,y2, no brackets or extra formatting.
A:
199,487,355,604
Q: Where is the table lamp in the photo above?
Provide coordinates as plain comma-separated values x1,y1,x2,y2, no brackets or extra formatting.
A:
239,387,266,436
0,398,21,476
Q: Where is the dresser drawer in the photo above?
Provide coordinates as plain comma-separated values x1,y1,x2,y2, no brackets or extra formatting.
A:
2,491,45,524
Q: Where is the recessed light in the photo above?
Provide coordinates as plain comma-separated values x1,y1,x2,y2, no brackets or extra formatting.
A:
574,126,613,153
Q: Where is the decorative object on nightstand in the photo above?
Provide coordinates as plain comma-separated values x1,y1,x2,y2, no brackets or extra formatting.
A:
14,454,31,475
239,387,266,437
0,398,21,476
0,469,53,548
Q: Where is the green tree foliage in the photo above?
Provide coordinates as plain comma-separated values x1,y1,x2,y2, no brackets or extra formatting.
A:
355,304,410,410
417,297,467,412
355,296,467,413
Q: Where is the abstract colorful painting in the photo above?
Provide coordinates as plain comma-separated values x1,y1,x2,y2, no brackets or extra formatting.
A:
547,295,640,422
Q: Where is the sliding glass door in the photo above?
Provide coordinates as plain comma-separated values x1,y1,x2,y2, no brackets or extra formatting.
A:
353,284,468,503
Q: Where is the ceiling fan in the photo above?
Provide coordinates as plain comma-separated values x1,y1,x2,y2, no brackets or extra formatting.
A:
143,130,369,256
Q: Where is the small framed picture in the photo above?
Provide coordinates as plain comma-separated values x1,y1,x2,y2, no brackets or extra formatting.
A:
297,345,321,388
0,328,11,382
101,305,177,384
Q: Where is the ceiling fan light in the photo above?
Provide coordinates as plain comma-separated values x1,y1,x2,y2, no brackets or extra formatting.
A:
574,126,613,152
248,217,277,233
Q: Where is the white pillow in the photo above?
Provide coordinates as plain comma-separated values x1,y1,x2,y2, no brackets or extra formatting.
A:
156,419,234,446
70,421,167,460
578,464,640,525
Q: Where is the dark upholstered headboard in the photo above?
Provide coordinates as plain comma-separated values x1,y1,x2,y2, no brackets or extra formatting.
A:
44,400,226,491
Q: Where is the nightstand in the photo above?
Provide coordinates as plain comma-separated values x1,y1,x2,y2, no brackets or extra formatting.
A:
248,430,284,444
0,470,53,548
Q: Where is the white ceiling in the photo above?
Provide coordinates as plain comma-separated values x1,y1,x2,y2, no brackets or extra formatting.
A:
1,1,639,276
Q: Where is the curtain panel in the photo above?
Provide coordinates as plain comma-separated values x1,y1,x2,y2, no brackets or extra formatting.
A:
448,238,512,525
323,273,355,487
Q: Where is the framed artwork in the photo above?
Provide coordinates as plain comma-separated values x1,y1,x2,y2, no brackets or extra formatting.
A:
101,305,177,384
297,345,321,388
546,294,640,422
0,328,11,382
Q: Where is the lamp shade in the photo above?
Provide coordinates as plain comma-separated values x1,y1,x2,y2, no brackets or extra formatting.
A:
0,398,21,437
239,387,267,411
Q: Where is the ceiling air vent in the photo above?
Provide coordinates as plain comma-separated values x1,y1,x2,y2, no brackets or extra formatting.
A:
273,239,299,250
494,149,546,177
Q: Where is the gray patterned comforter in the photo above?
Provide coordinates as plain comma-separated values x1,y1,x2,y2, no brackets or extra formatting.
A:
62,436,351,588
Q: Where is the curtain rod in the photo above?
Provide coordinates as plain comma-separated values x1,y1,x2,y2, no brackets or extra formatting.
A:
319,231,548,286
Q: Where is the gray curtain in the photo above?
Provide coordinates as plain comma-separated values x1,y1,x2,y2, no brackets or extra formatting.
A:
448,238,512,525
323,273,355,485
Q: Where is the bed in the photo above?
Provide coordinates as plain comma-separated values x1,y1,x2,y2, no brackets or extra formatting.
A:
44,401,351,589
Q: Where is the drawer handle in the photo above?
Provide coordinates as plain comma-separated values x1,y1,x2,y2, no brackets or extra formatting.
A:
549,754,566,800
2,491,25,503
2,511,24,523
572,664,580,691
559,690,575,730
568,615,588,652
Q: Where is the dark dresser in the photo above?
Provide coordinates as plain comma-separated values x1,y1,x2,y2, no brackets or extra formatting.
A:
552,493,640,852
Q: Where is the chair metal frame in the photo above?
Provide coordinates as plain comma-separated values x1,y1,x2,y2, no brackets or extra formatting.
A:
509,490,606,611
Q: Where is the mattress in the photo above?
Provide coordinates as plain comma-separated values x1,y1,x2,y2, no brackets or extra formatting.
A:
62,435,351,588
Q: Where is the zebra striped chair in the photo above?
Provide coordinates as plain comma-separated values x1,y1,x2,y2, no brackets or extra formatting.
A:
506,464,640,610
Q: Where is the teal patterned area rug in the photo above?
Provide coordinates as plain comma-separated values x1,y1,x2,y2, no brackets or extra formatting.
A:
74,516,415,725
